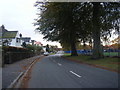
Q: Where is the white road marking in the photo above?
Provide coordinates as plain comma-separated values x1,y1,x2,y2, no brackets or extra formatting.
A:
70,71,81,78
58,63,62,66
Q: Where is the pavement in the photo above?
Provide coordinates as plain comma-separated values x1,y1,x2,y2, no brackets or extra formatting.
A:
0,68,2,90
2,55,41,89
24,54,119,88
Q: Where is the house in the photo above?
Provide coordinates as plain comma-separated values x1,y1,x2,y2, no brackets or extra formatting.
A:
21,37,31,44
34,41,43,46
0,25,22,47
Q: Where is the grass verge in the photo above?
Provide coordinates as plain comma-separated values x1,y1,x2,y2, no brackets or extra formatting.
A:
104,52,118,56
49,53,55,55
63,54,119,73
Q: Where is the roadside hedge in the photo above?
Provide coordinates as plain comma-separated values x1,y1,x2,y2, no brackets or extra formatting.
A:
3,46,28,53
2,46,35,64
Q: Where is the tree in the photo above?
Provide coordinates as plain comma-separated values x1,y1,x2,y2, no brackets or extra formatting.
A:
111,37,120,44
76,2,120,59
60,41,71,51
26,44,43,54
35,2,81,56
46,44,50,52
34,2,120,58
91,2,103,59
74,2,119,59
22,42,27,48
3,40,9,46
91,2,120,59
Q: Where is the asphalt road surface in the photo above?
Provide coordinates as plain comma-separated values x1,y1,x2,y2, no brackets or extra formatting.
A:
28,54,118,88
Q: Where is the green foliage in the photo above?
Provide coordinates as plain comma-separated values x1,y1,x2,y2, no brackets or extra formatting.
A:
104,52,119,56
2,46,35,64
3,40,9,46
34,2,120,58
36,45,42,51
49,45,58,52
21,42,27,48
26,44,35,52
2,46,28,53
35,2,82,56
26,44,42,53
46,44,50,52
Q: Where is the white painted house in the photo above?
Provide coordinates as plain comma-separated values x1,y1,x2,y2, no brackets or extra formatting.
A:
0,25,22,47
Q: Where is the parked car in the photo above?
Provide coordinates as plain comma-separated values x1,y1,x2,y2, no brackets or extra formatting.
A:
43,52,49,56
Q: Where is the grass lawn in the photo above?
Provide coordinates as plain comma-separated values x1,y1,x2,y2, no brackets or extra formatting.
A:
64,53,71,56
63,54,119,72
104,52,119,56
49,53,55,55
64,52,119,56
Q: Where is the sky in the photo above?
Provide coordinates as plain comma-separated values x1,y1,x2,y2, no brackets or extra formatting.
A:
0,0,62,48
0,0,118,48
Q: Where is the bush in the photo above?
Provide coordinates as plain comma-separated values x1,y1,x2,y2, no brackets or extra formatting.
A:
2,46,35,64
26,44,43,55
3,46,28,53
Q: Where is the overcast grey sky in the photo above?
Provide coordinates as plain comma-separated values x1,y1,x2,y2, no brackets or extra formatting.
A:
0,0,61,48
0,0,118,48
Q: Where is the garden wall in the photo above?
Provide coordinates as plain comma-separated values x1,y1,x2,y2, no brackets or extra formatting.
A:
2,46,35,64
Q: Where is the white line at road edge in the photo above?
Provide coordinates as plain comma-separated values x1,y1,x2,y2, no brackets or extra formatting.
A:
58,63,62,66
70,71,81,78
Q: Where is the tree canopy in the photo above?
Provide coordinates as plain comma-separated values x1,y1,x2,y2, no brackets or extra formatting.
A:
34,2,120,58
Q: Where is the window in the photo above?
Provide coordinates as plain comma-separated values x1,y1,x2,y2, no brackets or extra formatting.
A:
16,38,19,43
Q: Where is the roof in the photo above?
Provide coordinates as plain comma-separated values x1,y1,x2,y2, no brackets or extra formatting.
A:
2,31,18,38
34,41,43,46
0,25,18,39
21,37,31,42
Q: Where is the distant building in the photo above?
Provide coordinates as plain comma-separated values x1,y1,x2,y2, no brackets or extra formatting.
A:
21,37,31,44
34,41,43,46
0,25,22,47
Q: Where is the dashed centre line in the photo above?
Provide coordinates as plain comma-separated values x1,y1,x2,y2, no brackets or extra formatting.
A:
70,71,82,78
52,60,62,66
58,63,62,66
53,60,55,62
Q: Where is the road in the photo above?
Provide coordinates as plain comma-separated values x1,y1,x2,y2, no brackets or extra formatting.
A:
27,54,118,88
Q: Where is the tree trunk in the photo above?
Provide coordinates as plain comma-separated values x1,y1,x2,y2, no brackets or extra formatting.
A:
70,41,78,56
92,29,104,59
70,30,78,56
92,2,104,59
